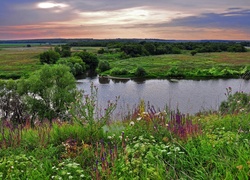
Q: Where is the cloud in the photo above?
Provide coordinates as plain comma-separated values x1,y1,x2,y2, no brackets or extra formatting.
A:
37,2,68,9
0,0,250,40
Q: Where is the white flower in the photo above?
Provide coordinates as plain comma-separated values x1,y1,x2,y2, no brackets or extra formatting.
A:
130,121,135,126
137,117,142,121
107,136,112,139
154,112,161,116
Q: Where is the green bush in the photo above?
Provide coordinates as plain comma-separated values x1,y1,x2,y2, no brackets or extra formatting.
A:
98,61,111,72
39,50,60,64
134,67,147,77
110,68,128,76
219,87,250,114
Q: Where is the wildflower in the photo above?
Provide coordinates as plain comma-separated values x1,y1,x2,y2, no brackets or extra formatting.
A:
236,165,243,170
137,117,142,121
154,112,161,116
107,136,112,139
130,121,135,126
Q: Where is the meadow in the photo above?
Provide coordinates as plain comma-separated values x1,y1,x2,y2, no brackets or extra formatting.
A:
99,51,250,79
0,44,249,79
0,45,50,79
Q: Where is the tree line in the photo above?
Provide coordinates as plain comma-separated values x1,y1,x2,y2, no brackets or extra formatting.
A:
69,41,248,58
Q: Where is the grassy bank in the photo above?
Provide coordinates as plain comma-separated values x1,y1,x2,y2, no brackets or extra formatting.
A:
100,51,250,79
1,110,250,179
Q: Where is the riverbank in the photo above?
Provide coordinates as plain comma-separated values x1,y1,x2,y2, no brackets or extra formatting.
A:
1,110,250,179
99,51,250,79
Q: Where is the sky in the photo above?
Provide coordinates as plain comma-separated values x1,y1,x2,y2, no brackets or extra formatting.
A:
0,0,250,40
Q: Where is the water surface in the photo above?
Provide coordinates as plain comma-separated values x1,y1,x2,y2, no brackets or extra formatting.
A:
77,77,250,117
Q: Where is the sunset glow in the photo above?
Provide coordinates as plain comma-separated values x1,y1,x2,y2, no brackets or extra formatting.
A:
0,1,249,40
37,2,68,9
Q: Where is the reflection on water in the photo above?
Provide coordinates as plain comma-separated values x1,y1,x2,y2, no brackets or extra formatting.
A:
77,77,250,117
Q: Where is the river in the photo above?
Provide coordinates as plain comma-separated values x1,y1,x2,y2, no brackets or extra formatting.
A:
77,77,250,117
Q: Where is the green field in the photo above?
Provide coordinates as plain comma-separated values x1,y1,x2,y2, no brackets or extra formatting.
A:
100,51,250,79
0,45,50,79
0,44,250,79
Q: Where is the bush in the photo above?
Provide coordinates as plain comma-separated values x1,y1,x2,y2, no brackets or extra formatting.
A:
219,87,250,114
98,61,111,72
110,68,128,76
134,67,147,77
39,50,60,64
74,51,99,70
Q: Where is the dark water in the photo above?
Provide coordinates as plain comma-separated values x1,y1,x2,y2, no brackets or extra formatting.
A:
77,77,250,116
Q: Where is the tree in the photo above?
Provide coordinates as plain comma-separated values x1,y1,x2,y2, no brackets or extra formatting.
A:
74,51,99,70
18,64,77,122
144,43,156,55
57,57,86,76
191,50,197,56
39,50,60,64
0,79,27,124
98,61,111,72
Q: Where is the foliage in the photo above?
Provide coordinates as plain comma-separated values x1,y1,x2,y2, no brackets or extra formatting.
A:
0,80,27,124
110,68,128,76
67,83,118,143
191,50,197,56
219,87,250,114
39,50,60,64
55,45,72,57
104,52,250,79
97,61,111,73
18,64,77,123
0,154,47,179
134,67,147,77
57,57,86,76
74,51,99,70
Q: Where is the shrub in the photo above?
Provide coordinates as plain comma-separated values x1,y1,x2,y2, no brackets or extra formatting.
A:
219,87,250,114
98,61,111,72
39,50,60,64
134,67,147,77
110,68,128,76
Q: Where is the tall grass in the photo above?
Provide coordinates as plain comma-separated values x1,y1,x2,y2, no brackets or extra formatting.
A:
0,91,250,179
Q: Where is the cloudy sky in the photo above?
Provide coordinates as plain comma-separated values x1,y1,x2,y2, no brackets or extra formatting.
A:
0,0,250,40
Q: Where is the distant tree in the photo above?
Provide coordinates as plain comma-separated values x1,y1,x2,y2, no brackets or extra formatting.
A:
191,50,197,56
39,50,60,64
61,45,71,57
144,43,156,55
97,48,106,54
75,51,99,70
54,45,71,57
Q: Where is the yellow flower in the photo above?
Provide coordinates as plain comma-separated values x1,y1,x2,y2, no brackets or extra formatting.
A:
236,165,243,170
